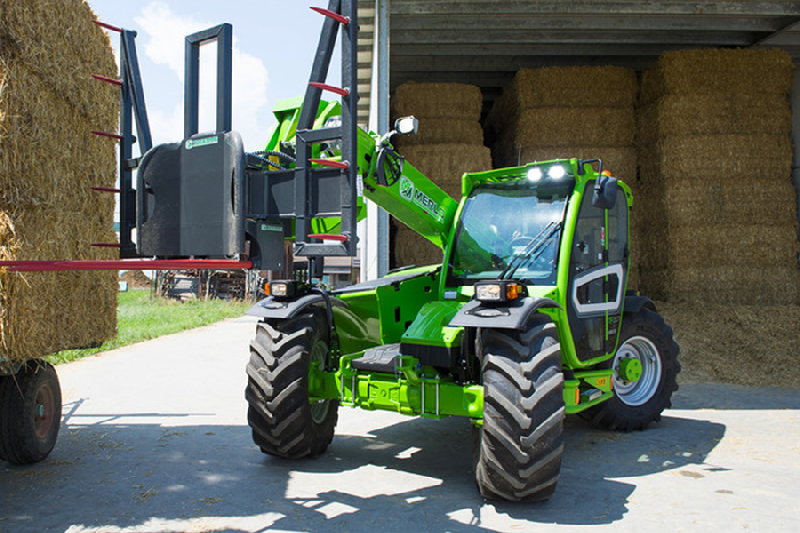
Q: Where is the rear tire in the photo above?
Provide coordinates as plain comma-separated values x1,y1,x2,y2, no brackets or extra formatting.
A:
0,360,62,464
580,308,680,431
245,311,338,458
473,314,565,501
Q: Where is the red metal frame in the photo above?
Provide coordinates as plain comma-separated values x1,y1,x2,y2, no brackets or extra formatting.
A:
0,259,253,272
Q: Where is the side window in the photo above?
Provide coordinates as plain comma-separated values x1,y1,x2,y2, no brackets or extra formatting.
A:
572,190,606,274
607,189,628,264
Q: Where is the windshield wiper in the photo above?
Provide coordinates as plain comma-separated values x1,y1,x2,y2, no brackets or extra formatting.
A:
499,221,561,280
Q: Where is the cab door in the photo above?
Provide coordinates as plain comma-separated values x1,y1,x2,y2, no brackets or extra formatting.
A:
566,181,629,362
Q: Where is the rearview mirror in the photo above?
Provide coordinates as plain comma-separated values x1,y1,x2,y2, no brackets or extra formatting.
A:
592,173,618,210
394,116,418,136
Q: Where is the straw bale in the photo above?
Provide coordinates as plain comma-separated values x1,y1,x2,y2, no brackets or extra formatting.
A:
638,134,792,183
391,221,441,270
120,270,152,290
640,267,800,305
0,0,119,363
0,62,118,207
639,223,800,271
640,48,793,104
393,118,484,148
496,66,636,117
658,301,800,388
638,94,791,146
501,107,635,149
639,178,797,228
0,0,118,125
398,144,492,198
392,81,483,121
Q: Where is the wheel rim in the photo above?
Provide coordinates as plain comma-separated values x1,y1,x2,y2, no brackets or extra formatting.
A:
613,336,662,406
34,381,57,441
308,340,330,424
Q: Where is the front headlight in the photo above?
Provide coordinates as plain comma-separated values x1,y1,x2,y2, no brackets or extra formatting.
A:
475,281,525,303
270,280,300,298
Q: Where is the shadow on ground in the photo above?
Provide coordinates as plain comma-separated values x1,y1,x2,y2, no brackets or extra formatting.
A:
1,394,729,533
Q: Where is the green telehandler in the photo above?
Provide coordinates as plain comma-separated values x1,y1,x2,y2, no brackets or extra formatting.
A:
245,114,680,501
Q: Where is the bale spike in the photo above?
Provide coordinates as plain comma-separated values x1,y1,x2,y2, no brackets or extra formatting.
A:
91,186,122,193
310,6,350,25
91,74,123,87
91,243,122,248
91,130,123,141
309,158,349,170
92,20,123,33
309,81,350,97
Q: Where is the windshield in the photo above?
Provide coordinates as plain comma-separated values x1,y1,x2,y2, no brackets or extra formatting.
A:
449,186,568,284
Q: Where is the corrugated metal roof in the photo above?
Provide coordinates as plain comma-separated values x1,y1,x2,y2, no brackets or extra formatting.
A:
357,0,800,123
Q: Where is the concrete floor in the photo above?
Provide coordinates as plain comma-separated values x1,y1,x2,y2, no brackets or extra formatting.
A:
1,315,799,533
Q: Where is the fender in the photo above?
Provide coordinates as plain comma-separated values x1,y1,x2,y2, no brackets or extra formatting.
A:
448,296,561,331
247,293,330,321
623,294,656,315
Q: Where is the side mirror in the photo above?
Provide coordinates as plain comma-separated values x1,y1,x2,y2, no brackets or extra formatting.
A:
592,173,618,210
394,116,418,136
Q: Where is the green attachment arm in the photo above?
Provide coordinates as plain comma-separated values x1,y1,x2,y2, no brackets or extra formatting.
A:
360,136,458,250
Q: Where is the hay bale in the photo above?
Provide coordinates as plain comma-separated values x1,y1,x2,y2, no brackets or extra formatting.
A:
0,0,118,126
495,66,636,116
640,48,793,104
391,222,441,269
658,302,800,388
640,267,800,305
500,107,634,149
393,118,484,148
1,0,118,363
638,134,792,183
639,223,800,270
640,178,798,228
638,94,791,146
398,144,492,198
392,81,483,121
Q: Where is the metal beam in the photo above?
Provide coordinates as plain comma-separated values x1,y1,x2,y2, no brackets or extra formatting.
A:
390,1,800,17
391,14,798,33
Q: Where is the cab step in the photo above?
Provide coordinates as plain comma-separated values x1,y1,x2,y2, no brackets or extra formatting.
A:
351,343,402,373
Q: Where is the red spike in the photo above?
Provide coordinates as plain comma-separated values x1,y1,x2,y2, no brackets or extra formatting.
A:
93,20,123,33
308,233,348,242
91,130,123,141
91,187,122,193
309,81,350,97
91,243,122,248
309,158,349,170
310,6,350,25
92,74,122,87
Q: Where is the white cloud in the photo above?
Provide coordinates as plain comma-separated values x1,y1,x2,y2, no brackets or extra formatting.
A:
134,2,271,149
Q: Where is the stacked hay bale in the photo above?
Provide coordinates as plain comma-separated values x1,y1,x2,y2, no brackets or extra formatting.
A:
638,48,800,389
637,48,799,305
390,82,492,268
485,66,641,286
0,0,119,363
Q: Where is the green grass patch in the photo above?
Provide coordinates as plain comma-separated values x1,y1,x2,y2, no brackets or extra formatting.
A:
46,290,252,365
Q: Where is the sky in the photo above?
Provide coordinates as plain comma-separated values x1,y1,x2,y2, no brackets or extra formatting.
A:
89,0,342,151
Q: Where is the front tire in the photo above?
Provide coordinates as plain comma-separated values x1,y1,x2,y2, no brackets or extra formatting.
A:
245,311,338,458
473,314,565,501
0,360,62,464
580,308,680,431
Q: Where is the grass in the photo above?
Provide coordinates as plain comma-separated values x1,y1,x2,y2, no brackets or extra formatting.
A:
46,290,253,365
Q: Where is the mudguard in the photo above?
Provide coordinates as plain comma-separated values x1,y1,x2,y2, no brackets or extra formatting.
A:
623,294,656,315
246,293,331,321
448,296,561,331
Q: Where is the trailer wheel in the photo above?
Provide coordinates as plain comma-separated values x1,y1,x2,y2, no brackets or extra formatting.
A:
0,360,62,464
245,311,338,458
473,314,565,501
580,308,680,431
